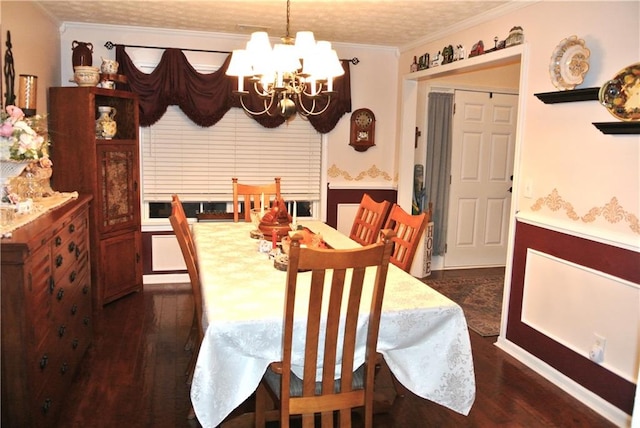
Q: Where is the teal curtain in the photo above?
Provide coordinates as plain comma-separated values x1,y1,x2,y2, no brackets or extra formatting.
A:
424,92,453,256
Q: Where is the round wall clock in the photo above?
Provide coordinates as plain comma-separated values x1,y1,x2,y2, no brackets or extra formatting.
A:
349,108,376,152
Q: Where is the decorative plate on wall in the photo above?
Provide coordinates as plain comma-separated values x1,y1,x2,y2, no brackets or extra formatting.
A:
549,35,590,91
598,62,640,121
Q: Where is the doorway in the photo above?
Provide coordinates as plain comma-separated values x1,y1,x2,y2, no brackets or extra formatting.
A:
444,90,519,268
399,46,525,275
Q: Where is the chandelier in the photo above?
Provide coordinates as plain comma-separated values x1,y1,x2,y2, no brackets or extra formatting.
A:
226,0,344,119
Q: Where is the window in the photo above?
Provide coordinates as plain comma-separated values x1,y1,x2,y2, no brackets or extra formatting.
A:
140,106,322,219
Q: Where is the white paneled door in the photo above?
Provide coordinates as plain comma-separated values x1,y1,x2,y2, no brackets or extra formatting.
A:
445,90,518,268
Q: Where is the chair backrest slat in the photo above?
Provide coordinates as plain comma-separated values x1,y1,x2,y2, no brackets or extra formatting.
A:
349,193,391,246
383,204,428,273
232,177,281,222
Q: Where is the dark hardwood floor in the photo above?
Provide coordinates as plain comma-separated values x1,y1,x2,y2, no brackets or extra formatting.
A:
57,270,616,428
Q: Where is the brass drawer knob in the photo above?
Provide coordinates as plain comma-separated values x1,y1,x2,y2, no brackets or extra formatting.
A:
42,398,52,414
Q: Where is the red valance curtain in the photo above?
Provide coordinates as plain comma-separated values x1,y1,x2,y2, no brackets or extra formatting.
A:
115,46,351,133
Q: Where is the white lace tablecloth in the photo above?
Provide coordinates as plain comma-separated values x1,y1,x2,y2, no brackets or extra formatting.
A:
190,221,475,427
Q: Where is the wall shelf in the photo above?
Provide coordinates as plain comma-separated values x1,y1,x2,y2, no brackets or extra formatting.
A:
592,122,640,135
534,87,599,104
534,87,640,134
405,44,525,82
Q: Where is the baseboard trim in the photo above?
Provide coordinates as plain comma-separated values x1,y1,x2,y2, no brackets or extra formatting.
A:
494,337,632,427
144,273,189,284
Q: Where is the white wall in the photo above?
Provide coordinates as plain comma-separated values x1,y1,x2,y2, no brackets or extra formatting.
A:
326,44,399,190
1,1,60,115
399,1,640,248
397,1,639,424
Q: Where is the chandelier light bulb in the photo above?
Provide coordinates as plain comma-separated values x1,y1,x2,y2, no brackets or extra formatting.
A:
294,31,316,54
272,44,302,73
226,50,252,92
247,32,271,52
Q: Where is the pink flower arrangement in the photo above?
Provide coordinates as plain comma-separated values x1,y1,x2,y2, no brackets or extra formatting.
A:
0,105,50,161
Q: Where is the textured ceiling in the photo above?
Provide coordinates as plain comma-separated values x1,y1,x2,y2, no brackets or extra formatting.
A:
34,0,516,48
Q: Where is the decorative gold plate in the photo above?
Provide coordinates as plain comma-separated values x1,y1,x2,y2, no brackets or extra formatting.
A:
598,62,640,121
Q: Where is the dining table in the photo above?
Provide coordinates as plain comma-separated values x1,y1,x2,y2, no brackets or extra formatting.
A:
190,220,475,428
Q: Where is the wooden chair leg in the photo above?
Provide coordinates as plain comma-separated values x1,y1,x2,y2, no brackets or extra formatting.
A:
373,352,401,413
185,341,200,384
186,354,196,384
389,371,406,399
254,382,267,428
184,313,198,351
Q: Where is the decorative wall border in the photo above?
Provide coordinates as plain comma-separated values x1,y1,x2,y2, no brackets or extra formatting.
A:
531,188,640,234
327,164,394,181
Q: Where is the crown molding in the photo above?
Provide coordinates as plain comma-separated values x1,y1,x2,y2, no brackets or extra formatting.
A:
59,21,250,43
400,1,539,52
59,21,399,55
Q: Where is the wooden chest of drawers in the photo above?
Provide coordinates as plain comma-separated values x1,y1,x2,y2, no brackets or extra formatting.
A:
1,195,92,428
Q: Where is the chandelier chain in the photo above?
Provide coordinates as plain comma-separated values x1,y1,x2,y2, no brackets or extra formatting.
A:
285,0,291,39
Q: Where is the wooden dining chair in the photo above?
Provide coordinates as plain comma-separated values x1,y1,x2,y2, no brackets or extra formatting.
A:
169,195,203,419
232,177,281,222
170,195,200,352
349,193,391,246
373,207,429,410
255,229,396,428
383,204,428,273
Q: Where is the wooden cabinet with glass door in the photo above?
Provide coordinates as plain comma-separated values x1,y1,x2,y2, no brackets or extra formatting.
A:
49,87,142,306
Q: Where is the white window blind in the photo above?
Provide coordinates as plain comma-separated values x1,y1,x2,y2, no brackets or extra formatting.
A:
140,106,322,203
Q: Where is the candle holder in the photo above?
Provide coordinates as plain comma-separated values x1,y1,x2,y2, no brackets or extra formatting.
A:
250,208,264,239
17,74,37,117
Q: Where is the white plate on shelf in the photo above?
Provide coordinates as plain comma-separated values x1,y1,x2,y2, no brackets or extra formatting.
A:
598,62,640,121
549,35,590,91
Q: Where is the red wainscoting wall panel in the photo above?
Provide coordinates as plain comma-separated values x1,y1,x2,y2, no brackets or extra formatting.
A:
507,220,639,414
326,187,397,230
